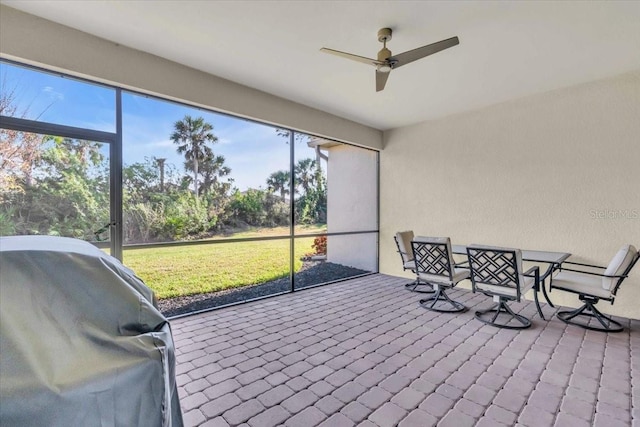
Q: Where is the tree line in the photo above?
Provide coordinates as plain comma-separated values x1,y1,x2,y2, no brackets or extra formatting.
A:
0,114,327,243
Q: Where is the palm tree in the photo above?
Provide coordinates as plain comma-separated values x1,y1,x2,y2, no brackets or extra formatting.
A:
266,170,290,200
199,154,231,196
294,158,316,194
170,115,218,196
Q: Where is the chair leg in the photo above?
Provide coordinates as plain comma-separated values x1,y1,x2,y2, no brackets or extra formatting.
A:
475,300,531,329
405,277,435,294
557,298,623,332
419,286,466,313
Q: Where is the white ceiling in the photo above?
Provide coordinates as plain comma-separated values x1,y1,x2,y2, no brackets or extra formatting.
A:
3,1,640,131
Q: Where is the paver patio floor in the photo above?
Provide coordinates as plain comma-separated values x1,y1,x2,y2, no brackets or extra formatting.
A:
171,274,639,427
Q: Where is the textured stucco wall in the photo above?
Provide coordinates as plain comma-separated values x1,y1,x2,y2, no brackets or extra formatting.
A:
327,145,378,271
380,71,640,319
0,5,381,150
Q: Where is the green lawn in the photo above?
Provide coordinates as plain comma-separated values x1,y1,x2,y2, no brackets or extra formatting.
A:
123,235,316,299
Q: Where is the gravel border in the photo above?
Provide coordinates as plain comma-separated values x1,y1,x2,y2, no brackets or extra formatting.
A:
158,261,369,318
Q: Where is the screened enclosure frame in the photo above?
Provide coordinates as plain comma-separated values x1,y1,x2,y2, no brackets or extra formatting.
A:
0,59,379,298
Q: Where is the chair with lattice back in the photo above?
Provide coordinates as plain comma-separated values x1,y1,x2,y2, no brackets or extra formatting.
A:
466,245,540,329
550,244,639,332
411,236,469,312
394,231,433,293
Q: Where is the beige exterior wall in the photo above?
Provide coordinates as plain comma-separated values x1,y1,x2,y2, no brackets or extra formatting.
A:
327,145,378,271
380,70,640,319
0,5,381,150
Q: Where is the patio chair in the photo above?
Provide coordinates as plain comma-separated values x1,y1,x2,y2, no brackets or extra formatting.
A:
411,236,468,312
550,244,639,332
466,245,540,329
394,231,433,293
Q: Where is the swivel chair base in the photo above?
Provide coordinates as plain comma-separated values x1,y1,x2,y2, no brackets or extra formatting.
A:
405,279,435,294
475,300,531,329
557,296,623,332
419,287,466,313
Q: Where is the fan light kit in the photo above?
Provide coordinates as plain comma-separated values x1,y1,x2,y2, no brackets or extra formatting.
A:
321,28,459,92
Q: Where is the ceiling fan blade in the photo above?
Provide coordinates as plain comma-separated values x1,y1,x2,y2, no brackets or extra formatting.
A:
376,70,390,92
320,48,380,66
392,36,459,69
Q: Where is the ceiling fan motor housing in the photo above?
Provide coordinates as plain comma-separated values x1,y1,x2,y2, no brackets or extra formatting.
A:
377,47,392,62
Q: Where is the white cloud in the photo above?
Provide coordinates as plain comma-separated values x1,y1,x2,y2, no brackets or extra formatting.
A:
42,86,64,101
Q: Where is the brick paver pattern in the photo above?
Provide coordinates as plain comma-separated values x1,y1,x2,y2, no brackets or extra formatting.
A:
171,274,639,427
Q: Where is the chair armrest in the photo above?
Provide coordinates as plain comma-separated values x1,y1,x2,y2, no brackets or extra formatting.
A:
523,265,540,278
556,267,628,279
522,265,540,282
523,266,540,292
454,260,470,268
562,260,607,269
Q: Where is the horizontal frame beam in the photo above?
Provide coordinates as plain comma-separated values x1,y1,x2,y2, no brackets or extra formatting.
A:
0,115,116,143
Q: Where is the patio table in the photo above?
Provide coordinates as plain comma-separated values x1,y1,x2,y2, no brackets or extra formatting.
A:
452,245,571,320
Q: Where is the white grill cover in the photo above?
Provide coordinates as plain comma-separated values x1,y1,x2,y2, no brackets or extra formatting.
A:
0,236,183,427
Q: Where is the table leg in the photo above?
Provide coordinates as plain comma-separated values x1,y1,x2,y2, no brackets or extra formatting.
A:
540,265,556,308
541,279,555,307
533,281,545,320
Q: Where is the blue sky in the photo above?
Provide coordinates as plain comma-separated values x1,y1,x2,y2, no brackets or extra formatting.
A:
1,61,317,190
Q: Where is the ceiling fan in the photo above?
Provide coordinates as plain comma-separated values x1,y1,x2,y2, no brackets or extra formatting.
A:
321,28,459,92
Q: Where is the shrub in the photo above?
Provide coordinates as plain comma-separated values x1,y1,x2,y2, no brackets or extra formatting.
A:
312,236,327,255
